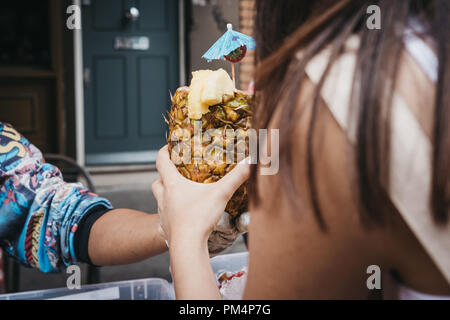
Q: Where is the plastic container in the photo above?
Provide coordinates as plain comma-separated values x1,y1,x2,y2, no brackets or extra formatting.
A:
211,251,248,275
0,277,174,300
0,252,249,300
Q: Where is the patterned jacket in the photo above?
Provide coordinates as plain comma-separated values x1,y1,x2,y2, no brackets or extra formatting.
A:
0,122,112,273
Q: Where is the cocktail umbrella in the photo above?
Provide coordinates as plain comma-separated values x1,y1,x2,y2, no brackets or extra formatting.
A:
202,23,256,86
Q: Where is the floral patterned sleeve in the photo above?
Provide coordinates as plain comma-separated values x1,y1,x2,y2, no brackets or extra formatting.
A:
0,122,112,273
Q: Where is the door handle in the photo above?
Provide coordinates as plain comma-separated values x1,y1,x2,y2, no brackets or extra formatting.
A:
125,7,140,22
83,68,91,88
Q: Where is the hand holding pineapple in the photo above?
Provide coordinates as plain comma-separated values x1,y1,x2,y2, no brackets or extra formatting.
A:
152,145,250,248
159,68,253,254
157,26,255,299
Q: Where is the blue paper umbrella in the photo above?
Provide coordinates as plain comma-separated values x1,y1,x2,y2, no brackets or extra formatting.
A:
202,23,256,61
202,24,255,86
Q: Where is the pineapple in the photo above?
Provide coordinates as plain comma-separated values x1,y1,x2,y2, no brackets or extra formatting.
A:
166,69,252,217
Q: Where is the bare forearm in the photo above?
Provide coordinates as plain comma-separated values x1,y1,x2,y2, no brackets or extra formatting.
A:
170,236,221,300
88,209,167,266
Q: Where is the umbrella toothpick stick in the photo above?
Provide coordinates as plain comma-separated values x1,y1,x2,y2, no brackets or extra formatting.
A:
231,62,236,87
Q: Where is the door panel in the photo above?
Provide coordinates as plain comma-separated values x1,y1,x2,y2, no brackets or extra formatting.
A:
0,0,60,154
0,79,57,153
92,0,125,30
137,0,168,30
83,0,179,165
137,56,168,137
93,56,126,138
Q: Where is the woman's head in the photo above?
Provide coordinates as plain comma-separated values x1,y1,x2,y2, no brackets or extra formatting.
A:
249,0,450,228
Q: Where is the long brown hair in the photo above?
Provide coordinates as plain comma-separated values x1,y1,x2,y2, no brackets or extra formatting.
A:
249,0,450,229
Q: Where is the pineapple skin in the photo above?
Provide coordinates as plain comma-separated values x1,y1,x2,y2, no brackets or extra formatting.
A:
167,87,252,217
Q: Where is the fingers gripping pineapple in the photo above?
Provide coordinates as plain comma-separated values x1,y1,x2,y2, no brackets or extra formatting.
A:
166,69,252,254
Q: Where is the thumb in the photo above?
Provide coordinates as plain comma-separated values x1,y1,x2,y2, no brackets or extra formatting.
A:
217,158,250,200
156,145,183,185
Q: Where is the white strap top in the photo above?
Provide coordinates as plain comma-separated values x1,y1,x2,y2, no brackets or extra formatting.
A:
304,22,450,290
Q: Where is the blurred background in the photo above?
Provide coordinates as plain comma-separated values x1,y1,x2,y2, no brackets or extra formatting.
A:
0,0,255,293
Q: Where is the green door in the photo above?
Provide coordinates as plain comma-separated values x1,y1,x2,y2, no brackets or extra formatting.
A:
82,0,179,165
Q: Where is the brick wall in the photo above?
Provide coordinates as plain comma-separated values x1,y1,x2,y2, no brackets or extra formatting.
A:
239,0,256,90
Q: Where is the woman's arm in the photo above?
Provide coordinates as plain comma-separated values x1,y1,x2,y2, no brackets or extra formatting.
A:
152,146,250,299
170,232,221,300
